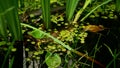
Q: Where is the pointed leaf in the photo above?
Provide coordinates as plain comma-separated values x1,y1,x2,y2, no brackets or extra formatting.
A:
28,29,45,39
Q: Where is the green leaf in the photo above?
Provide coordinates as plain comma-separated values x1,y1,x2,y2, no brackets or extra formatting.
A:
41,0,51,29
0,16,8,40
73,0,91,23
66,0,79,21
28,29,45,39
45,52,61,68
0,41,7,46
0,0,22,41
116,0,120,12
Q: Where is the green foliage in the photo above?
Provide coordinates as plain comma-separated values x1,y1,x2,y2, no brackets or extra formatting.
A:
21,23,72,50
41,0,51,29
115,0,120,12
0,0,22,41
80,0,112,22
66,0,79,22
59,30,74,42
104,44,120,68
0,0,119,68
51,14,64,24
0,41,7,46
45,52,61,68
1,41,15,68
0,6,8,40
73,0,91,23
28,29,45,39
21,23,105,67
9,57,15,68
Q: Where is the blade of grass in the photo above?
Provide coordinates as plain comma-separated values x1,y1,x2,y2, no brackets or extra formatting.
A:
0,16,8,41
104,43,114,57
104,44,118,68
73,0,91,24
9,56,15,68
106,49,120,68
66,0,79,22
87,34,102,68
0,0,22,41
115,0,120,12
0,1,8,41
41,0,51,29
6,0,22,40
0,1,23,68
80,0,112,22
1,41,15,68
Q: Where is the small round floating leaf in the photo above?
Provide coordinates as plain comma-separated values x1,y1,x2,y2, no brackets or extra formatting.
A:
101,16,108,19
80,40,85,44
30,14,35,18
27,39,31,41
11,48,17,52
31,41,35,44
45,52,61,67
25,48,29,51
26,58,31,62
34,51,39,55
89,15,95,18
36,57,40,60
38,50,44,54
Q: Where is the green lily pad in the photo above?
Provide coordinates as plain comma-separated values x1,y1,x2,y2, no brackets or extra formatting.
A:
45,52,61,68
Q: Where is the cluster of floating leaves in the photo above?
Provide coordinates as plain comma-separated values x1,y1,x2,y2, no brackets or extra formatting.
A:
89,3,117,19
51,13,65,26
44,43,66,53
58,30,75,42
58,24,88,44
25,47,44,62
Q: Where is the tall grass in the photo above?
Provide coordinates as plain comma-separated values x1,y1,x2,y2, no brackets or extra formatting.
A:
80,0,112,22
104,44,120,68
66,0,79,22
0,0,23,68
1,41,15,68
0,0,22,41
73,0,91,23
41,0,51,29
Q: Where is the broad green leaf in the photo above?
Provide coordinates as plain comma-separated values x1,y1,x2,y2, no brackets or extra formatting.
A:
45,52,61,68
28,29,45,39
